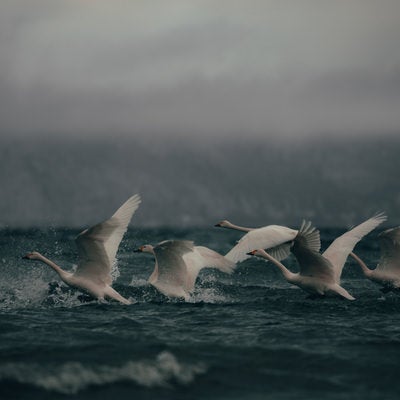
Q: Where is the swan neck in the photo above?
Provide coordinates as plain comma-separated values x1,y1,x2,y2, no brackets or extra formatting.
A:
274,261,297,283
350,252,372,277
37,254,69,280
261,251,296,282
226,222,253,232
148,257,159,284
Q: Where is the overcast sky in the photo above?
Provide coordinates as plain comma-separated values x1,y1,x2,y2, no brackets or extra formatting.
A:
1,0,400,140
1,1,400,227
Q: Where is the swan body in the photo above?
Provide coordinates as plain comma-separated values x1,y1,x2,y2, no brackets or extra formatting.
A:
350,226,400,292
249,222,355,300
249,214,387,300
215,220,298,263
135,240,235,300
23,194,141,304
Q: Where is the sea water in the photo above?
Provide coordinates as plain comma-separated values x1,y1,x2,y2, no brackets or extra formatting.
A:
0,226,399,400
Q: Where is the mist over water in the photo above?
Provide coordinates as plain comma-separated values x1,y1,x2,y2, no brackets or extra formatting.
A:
1,135,399,228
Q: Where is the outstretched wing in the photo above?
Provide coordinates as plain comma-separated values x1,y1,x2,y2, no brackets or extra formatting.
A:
193,246,236,274
75,194,141,284
323,213,387,282
377,227,400,273
183,246,236,292
267,242,293,262
152,240,194,288
225,225,298,263
292,221,334,280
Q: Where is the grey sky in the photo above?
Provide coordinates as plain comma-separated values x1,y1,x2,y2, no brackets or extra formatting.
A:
1,0,400,139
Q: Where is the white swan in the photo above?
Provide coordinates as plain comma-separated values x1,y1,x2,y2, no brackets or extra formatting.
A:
214,220,298,263
23,194,141,305
134,240,235,300
350,226,400,292
248,213,387,300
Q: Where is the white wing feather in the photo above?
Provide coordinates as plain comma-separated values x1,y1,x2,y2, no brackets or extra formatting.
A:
151,241,235,295
184,246,235,292
152,240,193,289
267,243,292,263
377,227,400,273
323,213,387,282
225,225,298,263
292,221,333,280
75,194,141,284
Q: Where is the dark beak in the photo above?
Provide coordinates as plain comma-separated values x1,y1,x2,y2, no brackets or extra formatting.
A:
214,224,221,227
133,248,142,253
22,255,29,259
247,251,256,256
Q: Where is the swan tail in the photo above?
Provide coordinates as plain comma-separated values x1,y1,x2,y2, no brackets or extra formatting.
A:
195,246,236,274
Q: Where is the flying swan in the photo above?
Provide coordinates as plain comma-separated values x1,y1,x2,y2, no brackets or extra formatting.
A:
349,226,400,293
134,240,235,300
214,220,298,263
23,194,141,304
248,213,387,300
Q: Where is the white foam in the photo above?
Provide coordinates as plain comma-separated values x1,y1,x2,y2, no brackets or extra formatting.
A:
0,352,206,394
189,287,232,304
129,277,150,287
0,269,49,310
111,261,121,282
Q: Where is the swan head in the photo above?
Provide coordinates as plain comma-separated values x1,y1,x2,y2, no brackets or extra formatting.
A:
246,249,265,257
134,244,154,254
214,220,232,228
22,251,42,260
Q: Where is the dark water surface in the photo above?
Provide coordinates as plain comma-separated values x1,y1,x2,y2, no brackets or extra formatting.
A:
1,227,399,400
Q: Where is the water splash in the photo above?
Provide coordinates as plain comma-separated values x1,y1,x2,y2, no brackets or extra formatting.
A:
189,287,233,304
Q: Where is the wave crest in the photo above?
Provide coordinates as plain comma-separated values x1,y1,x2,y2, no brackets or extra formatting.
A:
0,352,206,394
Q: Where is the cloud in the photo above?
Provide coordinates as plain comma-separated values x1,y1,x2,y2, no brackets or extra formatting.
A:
0,0,400,139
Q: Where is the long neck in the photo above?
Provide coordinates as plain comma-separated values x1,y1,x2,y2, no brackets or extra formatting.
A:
259,250,297,283
148,249,158,284
36,253,70,282
224,221,253,232
349,252,372,277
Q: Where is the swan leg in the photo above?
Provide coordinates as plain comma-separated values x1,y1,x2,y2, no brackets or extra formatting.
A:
104,286,132,305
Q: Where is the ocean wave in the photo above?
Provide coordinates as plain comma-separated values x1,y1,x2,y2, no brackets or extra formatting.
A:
0,352,206,394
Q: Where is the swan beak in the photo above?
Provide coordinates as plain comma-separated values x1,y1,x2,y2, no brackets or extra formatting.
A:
133,247,143,253
214,223,221,227
22,255,29,259
247,250,257,256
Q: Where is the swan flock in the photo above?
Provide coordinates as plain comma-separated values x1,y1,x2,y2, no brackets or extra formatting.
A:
23,194,396,303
